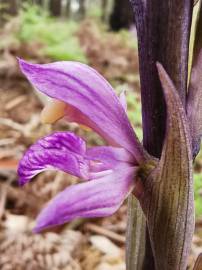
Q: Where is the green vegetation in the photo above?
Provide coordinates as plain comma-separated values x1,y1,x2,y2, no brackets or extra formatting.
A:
86,4,103,19
194,173,202,218
194,148,202,218
126,91,142,140
17,4,87,62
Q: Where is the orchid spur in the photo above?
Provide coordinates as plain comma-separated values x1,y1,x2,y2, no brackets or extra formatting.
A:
17,59,156,232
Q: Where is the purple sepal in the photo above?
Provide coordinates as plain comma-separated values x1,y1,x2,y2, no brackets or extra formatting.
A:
34,164,137,232
18,58,145,162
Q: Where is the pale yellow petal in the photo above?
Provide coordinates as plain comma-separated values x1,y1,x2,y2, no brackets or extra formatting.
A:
41,99,66,124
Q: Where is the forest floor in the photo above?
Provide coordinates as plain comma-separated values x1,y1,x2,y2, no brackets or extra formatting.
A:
0,18,202,270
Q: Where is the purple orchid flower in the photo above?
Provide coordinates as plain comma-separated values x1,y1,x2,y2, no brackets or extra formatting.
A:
17,59,151,232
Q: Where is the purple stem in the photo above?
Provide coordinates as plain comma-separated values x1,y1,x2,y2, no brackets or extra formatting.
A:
128,1,193,269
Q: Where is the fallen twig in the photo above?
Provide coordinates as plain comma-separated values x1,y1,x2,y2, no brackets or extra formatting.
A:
0,138,16,146
5,95,27,111
0,176,16,220
0,114,40,137
85,223,125,244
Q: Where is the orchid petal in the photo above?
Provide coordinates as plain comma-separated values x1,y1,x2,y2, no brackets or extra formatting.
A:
18,59,145,162
34,164,137,232
87,146,134,171
87,146,134,177
18,132,89,185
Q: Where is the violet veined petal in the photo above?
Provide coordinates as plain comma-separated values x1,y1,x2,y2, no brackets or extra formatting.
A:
64,103,99,130
18,132,89,185
34,164,137,232
18,59,145,162
86,146,134,179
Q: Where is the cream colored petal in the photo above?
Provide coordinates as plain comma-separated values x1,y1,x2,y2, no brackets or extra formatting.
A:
41,99,66,124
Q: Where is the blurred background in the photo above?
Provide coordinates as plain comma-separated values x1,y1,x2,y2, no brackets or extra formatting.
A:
0,1,201,269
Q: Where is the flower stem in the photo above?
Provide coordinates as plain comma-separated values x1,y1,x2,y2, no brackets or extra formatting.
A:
127,1,193,269
126,195,155,270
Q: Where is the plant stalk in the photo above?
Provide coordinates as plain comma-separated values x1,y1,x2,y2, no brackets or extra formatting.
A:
127,1,193,269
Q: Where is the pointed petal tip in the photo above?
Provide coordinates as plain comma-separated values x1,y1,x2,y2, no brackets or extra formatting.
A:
32,227,40,233
17,58,39,77
17,58,31,76
34,209,55,233
33,225,45,234
17,57,27,67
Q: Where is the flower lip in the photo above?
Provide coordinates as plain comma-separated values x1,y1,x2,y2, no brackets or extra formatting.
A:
18,132,90,186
